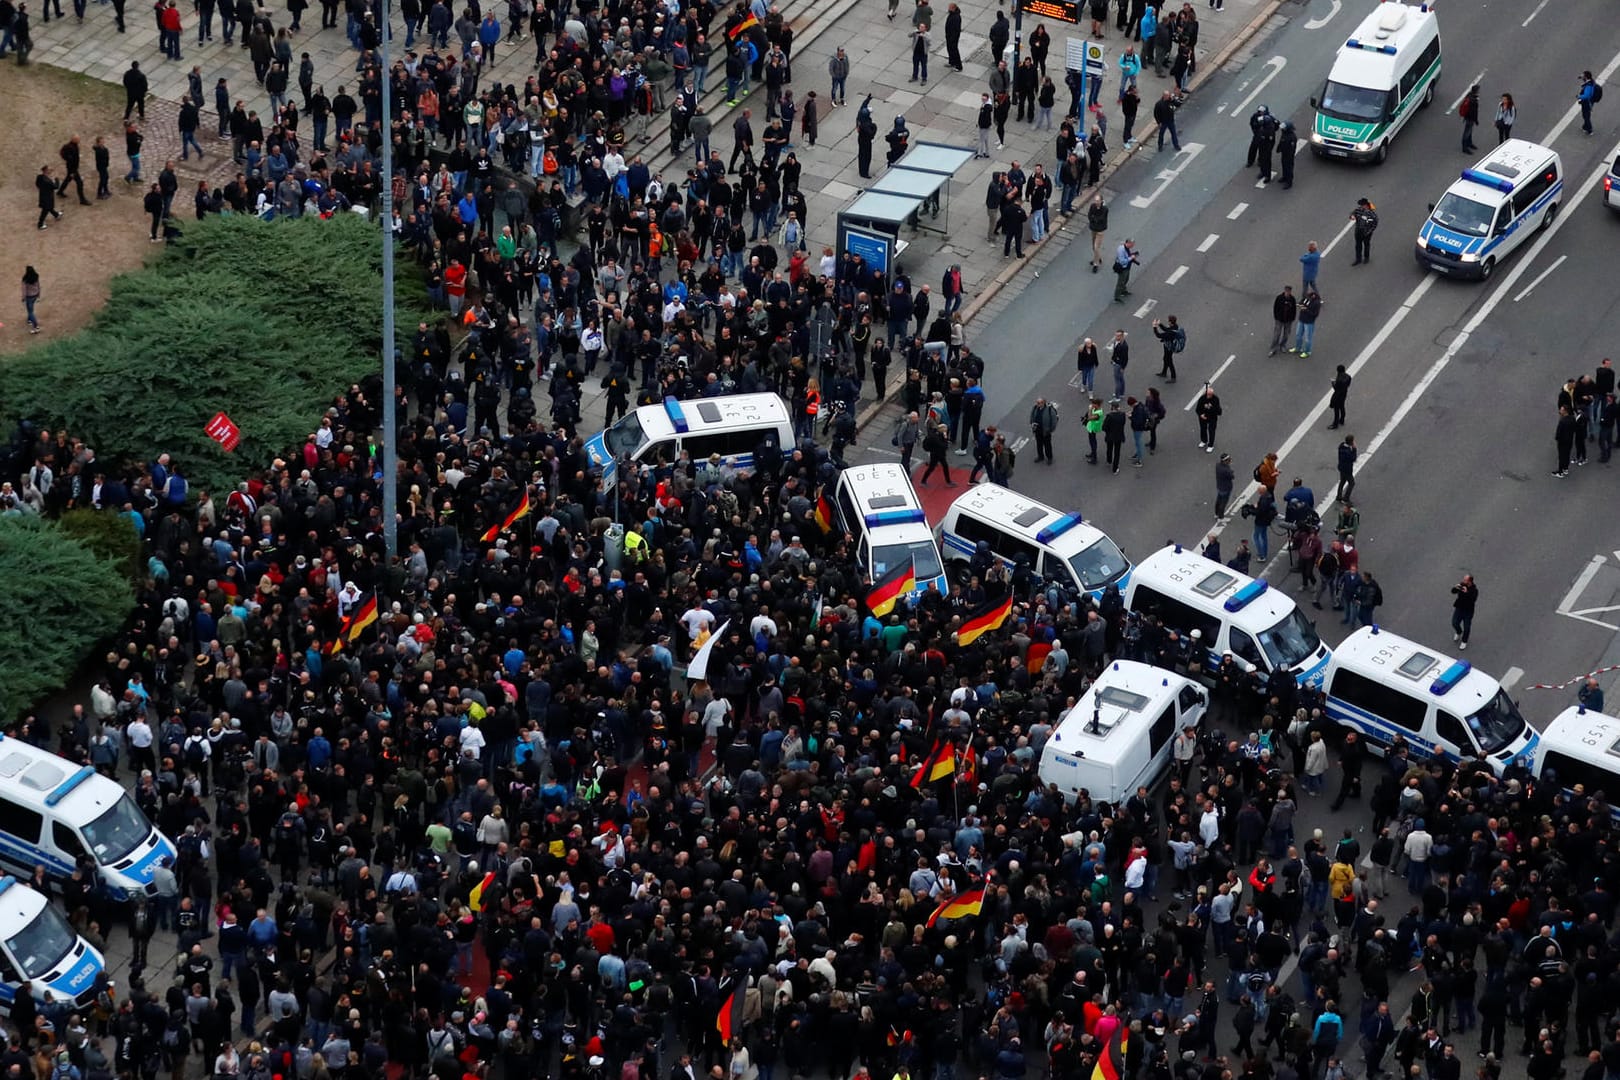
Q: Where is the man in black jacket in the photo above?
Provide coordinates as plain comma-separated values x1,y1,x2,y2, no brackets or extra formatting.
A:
35,165,61,229
122,60,148,120
56,135,90,205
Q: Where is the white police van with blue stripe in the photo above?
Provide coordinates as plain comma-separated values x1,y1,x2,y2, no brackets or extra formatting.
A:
0,876,105,1012
1416,140,1562,280
584,393,795,491
1323,626,1537,771
832,463,947,598
1124,545,1332,690
937,485,1130,598
0,736,176,899
1537,706,1620,818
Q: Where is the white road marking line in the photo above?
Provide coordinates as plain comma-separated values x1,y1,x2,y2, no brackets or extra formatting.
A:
1069,371,1084,387
1544,49,1620,146
1255,178,1270,189
1522,0,1552,27
1197,233,1220,252
1184,355,1237,410
1010,435,1030,453
1558,555,1617,631
1134,298,1158,318
1215,101,1229,115
1502,667,1525,692
1228,202,1249,220
1513,254,1568,303
1321,218,1357,257
1130,143,1206,209
1229,56,1288,119
1449,71,1486,115
1166,265,1189,285
1304,0,1342,30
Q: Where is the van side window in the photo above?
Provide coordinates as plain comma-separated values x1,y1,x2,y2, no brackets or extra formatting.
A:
1149,705,1177,757
1409,38,1440,93
1179,686,1205,713
836,488,861,534
1230,629,1266,670
0,798,44,844
1328,669,1427,732
53,822,85,859
1129,586,1222,646
1436,711,1473,752
642,440,678,466
1511,168,1555,215
682,430,760,459
1540,749,1615,801
956,515,1039,567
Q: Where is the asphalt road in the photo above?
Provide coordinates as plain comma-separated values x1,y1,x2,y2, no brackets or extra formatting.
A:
855,0,1620,726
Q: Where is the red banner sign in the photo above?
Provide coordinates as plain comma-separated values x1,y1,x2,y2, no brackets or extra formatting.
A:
204,412,241,452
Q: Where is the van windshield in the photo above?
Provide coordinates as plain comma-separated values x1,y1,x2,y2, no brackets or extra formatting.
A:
81,796,152,864
1467,689,1529,754
1431,193,1497,238
602,411,648,458
1258,609,1323,671
1070,538,1130,591
873,540,944,582
1319,80,1392,123
5,904,77,980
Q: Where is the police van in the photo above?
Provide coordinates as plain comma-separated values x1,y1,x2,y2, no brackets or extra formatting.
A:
1310,2,1441,163
1415,140,1562,280
1322,627,1537,770
832,463,948,598
1038,661,1208,805
1123,545,1332,689
936,485,1131,598
584,393,796,490
0,876,105,1011
0,736,176,898
1534,706,1620,816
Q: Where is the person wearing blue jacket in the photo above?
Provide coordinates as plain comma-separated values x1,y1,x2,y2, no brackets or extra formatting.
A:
478,13,500,66
1578,70,1599,134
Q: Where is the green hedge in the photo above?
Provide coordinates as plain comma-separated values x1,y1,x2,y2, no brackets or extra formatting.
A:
4,213,430,495
56,508,145,583
0,516,133,722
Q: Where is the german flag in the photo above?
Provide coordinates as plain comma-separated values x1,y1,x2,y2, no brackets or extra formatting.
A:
926,886,986,928
327,593,380,656
480,489,533,542
727,12,759,40
909,739,955,789
956,594,1013,646
716,990,739,1044
814,491,835,533
468,871,496,912
866,557,915,618
1091,1016,1128,1080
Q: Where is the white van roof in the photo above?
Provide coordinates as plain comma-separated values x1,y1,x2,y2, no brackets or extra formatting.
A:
1048,661,1182,760
945,484,1110,554
1131,544,1302,629
840,463,932,536
1332,627,1500,715
1543,706,1620,761
0,736,127,824
633,392,792,443
1445,140,1560,206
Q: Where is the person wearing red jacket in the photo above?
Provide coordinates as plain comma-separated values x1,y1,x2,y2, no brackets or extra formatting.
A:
157,0,183,60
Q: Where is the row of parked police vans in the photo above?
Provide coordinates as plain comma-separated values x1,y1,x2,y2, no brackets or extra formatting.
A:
591,391,1613,802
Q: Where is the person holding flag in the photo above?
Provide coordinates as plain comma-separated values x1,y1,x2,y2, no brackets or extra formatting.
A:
866,556,915,618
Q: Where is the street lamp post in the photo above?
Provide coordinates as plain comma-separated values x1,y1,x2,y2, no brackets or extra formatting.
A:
380,0,398,564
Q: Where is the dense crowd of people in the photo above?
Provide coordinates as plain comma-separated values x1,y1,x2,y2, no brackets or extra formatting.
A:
5,4,1620,1080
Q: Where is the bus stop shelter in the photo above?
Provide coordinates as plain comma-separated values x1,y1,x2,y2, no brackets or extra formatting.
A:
835,142,976,275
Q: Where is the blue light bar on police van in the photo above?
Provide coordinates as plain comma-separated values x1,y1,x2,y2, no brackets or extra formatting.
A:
662,396,690,434
864,509,928,528
1429,660,1472,696
1036,513,1085,545
1461,169,1515,193
0,877,15,898
45,766,97,808
1344,39,1398,54
1223,579,1269,612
